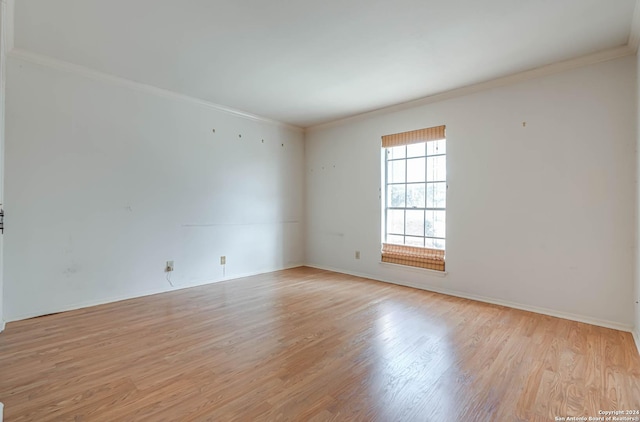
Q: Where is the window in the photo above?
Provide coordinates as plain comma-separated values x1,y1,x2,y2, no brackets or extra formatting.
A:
381,126,446,271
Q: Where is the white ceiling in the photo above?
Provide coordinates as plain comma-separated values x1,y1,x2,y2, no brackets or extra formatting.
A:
14,0,637,128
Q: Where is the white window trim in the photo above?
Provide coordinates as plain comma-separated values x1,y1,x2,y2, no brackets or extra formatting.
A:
378,261,448,277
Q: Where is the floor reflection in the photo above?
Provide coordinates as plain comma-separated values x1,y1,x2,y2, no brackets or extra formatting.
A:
369,299,456,420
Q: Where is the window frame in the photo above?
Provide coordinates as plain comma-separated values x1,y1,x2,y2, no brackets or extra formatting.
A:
384,142,446,249
380,126,447,271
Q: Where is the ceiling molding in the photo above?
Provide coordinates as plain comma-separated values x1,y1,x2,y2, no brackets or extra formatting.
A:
7,48,304,133
629,0,640,52
306,45,634,133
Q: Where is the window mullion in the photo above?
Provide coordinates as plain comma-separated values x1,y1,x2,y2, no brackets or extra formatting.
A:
403,146,408,245
425,146,428,248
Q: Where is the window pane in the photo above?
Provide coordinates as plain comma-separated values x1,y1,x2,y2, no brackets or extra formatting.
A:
406,157,425,183
427,139,446,156
387,145,406,160
388,160,405,183
405,210,424,236
426,182,446,208
407,143,425,158
388,185,405,208
426,238,445,250
387,210,405,234
384,138,446,257
405,236,424,247
425,210,446,238
427,156,446,182
387,234,404,245
406,183,425,208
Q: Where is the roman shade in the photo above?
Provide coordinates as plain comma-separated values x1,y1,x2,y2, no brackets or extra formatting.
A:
381,125,445,148
381,243,445,271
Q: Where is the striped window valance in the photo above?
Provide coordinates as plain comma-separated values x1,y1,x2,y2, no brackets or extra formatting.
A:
381,243,445,272
381,125,445,148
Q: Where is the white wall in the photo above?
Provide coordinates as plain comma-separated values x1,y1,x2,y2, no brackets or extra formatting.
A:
306,56,637,329
4,55,305,321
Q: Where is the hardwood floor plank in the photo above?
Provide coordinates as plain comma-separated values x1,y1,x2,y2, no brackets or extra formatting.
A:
1,267,639,421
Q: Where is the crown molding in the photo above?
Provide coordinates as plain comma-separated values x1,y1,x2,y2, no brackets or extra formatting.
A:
7,48,303,133
629,0,640,52
306,45,635,133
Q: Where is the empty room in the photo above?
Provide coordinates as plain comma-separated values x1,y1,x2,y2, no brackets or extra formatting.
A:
1,0,640,421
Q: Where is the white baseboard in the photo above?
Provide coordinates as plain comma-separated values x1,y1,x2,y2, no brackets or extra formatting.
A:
633,329,640,357
1,401,4,422
7,264,304,323
306,264,634,333
0,319,4,333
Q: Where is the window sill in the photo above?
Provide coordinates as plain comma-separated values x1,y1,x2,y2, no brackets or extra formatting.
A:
378,261,448,277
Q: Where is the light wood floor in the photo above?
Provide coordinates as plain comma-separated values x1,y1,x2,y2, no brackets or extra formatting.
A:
1,267,639,421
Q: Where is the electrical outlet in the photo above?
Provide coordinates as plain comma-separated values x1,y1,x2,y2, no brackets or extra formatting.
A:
165,261,174,272
355,251,360,259
220,256,226,265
